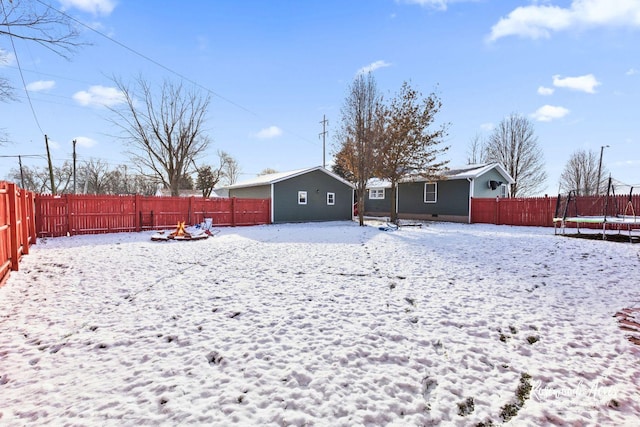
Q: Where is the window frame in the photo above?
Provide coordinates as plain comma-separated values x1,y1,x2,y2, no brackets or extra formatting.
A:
326,192,335,205
369,188,385,200
298,191,307,205
424,182,437,203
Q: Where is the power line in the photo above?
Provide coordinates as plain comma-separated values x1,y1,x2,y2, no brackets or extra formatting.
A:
35,0,258,117
33,0,321,148
1,0,45,135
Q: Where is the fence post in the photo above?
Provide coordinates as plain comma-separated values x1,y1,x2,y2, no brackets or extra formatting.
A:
495,196,500,225
545,195,549,226
8,183,19,271
134,194,140,231
65,193,72,236
19,188,29,255
187,196,193,224
27,192,36,244
231,197,236,227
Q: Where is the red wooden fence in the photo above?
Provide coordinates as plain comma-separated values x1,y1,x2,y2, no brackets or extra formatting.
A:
471,196,556,227
35,194,271,237
1,181,37,286
471,195,640,228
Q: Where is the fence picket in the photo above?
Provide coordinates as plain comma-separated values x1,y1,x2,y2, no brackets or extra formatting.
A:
1,181,36,285
34,194,271,237
471,195,640,228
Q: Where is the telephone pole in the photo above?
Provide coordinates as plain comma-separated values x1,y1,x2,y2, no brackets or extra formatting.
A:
45,134,56,195
18,155,25,188
319,115,328,169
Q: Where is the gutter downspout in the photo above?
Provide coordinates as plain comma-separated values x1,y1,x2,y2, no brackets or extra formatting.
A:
467,178,473,224
270,184,275,224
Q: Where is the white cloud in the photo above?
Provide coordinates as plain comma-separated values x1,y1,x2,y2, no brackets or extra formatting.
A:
48,139,61,150
531,105,570,122
253,126,283,139
480,122,494,131
73,85,126,107
26,80,56,92
0,49,15,66
537,86,555,95
626,68,638,76
552,74,600,93
356,60,392,75
74,136,97,148
488,0,640,42
59,0,116,16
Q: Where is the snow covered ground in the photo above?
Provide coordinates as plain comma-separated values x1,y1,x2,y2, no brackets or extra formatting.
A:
1,221,639,426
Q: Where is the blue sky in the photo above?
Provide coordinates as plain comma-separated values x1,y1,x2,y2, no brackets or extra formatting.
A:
1,0,639,195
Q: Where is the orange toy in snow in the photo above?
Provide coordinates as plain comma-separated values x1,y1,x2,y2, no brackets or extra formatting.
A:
151,221,213,241
170,221,188,238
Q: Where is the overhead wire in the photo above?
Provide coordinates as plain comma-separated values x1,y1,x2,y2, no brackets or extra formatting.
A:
34,0,258,117
33,0,320,148
1,0,45,135
2,0,322,182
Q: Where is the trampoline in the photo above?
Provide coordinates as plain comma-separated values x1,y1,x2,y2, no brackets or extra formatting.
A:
553,177,640,242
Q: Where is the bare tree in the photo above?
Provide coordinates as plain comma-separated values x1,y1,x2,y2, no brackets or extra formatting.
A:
559,149,605,196
78,158,112,194
105,165,132,194
8,164,42,192
0,50,14,103
110,76,212,196
334,72,382,226
466,133,486,164
258,168,279,176
485,114,547,197
221,151,240,185
107,166,158,195
1,0,84,105
9,161,72,193
0,0,81,58
1,45,15,144
376,81,449,223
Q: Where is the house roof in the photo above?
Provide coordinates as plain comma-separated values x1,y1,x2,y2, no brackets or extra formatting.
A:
367,178,392,189
223,166,356,190
401,163,515,184
367,163,515,187
445,163,515,184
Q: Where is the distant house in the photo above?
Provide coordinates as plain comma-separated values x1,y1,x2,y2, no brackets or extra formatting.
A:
223,166,355,223
364,163,515,223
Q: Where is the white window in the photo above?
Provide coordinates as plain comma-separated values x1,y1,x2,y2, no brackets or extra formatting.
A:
327,192,335,205
500,184,508,198
298,191,307,205
369,189,385,199
424,182,437,203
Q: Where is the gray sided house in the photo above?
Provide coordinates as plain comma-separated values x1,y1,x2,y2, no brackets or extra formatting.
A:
364,163,515,223
224,167,355,223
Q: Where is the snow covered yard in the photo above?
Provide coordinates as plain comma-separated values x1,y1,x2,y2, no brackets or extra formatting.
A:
1,221,639,426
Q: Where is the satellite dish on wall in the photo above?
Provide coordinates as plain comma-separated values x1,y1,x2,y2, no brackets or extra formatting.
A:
488,180,502,190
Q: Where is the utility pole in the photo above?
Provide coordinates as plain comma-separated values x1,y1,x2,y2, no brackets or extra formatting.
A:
45,134,56,195
319,115,328,169
18,155,25,189
72,139,77,194
596,144,609,196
